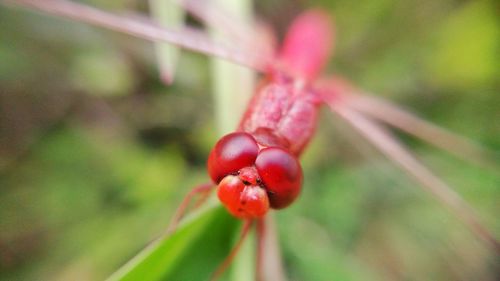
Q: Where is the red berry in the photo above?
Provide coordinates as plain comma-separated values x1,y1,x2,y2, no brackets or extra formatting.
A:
255,147,303,209
207,132,259,183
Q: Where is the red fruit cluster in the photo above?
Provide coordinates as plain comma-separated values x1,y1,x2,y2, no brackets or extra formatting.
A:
207,132,303,219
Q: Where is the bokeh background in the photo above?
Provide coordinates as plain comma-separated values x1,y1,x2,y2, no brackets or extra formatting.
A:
1,0,499,280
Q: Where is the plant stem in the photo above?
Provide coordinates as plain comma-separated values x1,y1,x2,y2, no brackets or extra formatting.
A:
210,0,254,135
149,0,185,84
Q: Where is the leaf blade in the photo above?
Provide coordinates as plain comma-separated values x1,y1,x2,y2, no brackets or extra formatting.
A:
107,203,240,281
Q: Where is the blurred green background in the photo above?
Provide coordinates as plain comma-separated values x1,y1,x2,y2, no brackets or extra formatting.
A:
0,0,499,280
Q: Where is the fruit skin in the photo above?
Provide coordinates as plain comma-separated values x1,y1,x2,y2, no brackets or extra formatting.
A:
255,147,303,209
207,132,259,184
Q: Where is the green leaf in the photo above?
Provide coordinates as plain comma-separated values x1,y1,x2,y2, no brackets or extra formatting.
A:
108,202,240,281
210,0,255,134
149,0,185,84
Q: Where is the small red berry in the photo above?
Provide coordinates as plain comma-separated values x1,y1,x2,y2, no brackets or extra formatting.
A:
207,132,259,183
255,147,303,209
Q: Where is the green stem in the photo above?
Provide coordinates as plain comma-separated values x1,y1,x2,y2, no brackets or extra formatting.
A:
149,0,184,84
211,0,255,135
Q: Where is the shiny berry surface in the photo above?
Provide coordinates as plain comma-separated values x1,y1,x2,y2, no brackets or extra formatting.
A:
207,132,259,183
255,147,303,209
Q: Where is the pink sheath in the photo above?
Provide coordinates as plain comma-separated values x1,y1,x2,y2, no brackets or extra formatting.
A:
238,80,320,156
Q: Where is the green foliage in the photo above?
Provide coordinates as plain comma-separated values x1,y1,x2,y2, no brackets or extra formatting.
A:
425,1,499,89
71,51,135,96
0,0,498,281
109,204,239,281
